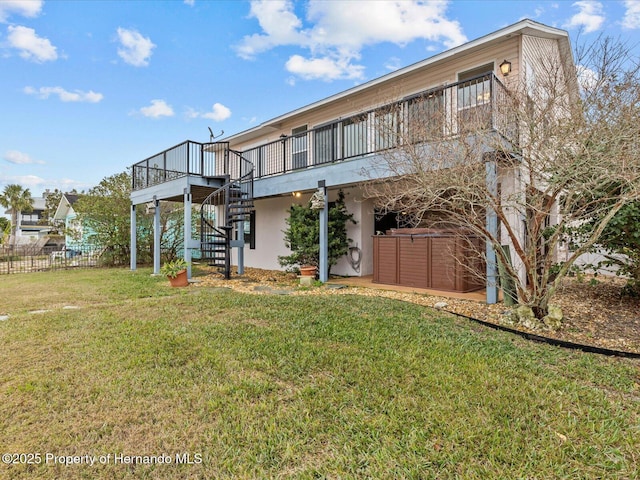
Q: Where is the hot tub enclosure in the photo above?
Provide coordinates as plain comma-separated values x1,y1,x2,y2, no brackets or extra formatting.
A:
373,229,485,293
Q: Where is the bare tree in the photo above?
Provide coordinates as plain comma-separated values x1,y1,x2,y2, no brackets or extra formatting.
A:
365,38,640,320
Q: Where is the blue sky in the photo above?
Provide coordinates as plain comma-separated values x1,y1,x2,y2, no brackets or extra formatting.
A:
1,0,639,198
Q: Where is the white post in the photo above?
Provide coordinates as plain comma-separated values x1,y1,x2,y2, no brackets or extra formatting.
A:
485,158,499,304
153,197,161,275
130,203,137,270
237,220,245,275
318,180,328,282
184,189,192,279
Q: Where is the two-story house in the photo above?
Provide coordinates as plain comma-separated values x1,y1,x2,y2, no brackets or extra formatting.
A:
130,19,576,304
4,195,50,242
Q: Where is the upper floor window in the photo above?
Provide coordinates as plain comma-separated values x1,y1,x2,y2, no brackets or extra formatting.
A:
406,90,444,143
291,125,308,170
342,114,368,158
457,63,494,131
314,122,338,165
374,104,400,151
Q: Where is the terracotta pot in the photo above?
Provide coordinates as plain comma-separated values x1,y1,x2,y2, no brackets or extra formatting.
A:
168,269,189,287
299,265,317,277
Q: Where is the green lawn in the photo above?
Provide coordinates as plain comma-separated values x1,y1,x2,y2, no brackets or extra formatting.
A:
0,268,638,479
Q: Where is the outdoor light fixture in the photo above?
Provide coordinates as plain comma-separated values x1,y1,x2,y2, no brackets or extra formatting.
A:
292,191,301,197
499,59,512,76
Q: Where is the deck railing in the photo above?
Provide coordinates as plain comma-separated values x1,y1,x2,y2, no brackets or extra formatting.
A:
243,73,515,179
133,73,515,189
132,141,229,190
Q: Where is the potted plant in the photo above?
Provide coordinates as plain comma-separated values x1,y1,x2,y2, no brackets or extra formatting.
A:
160,258,189,287
278,190,356,280
299,264,318,277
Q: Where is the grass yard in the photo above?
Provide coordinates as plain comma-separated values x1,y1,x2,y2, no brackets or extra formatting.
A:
0,268,639,479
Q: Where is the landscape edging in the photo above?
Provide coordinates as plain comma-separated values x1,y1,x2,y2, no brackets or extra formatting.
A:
447,309,640,359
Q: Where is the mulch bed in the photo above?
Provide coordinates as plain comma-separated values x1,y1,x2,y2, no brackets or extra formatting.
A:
192,267,640,355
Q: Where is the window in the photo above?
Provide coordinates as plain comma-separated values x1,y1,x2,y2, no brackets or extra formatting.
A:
291,125,308,170
342,114,368,158
245,211,255,249
457,63,493,132
374,105,400,151
406,90,444,143
314,122,338,165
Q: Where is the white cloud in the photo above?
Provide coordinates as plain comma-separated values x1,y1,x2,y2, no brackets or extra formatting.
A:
235,0,467,81
622,0,640,29
184,0,195,5
7,25,58,62
0,0,43,22
24,86,103,103
0,175,90,194
285,54,364,81
384,56,402,71
235,0,304,60
116,27,155,66
3,150,44,165
576,64,599,92
0,174,45,188
186,103,232,121
138,99,174,118
565,1,605,33
202,103,232,121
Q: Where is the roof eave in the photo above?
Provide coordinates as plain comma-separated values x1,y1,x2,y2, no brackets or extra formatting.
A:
226,19,570,145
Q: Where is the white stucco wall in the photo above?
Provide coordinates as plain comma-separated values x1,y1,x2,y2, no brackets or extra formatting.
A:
498,165,527,285
233,185,374,277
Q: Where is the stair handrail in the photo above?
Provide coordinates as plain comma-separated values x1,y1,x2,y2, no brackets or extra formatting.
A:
199,147,254,279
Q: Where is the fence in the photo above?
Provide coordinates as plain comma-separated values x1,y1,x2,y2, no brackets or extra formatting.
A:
0,244,107,275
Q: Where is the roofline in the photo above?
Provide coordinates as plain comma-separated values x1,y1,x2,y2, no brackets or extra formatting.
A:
226,19,570,145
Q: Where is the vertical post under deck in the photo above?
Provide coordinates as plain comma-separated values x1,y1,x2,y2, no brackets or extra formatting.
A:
153,197,161,275
130,204,137,270
237,221,245,275
184,189,192,279
485,158,499,304
318,180,328,283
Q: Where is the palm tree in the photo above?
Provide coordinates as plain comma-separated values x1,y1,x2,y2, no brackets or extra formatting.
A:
0,184,34,247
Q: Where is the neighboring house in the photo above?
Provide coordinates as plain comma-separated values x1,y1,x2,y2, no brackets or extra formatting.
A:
130,19,576,303
52,193,83,248
4,196,51,243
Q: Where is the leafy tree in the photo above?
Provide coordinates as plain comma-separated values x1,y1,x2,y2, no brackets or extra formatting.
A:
74,171,193,266
0,184,34,247
366,37,640,321
73,172,132,265
579,201,640,295
279,190,356,275
0,217,10,244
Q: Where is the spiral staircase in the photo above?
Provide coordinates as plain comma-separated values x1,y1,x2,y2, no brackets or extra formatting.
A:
200,149,254,279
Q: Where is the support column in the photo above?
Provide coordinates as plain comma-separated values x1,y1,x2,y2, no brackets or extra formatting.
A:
184,189,192,279
237,219,245,275
318,180,328,283
485,158,499,304
153,197,161,275
130,203,137,270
